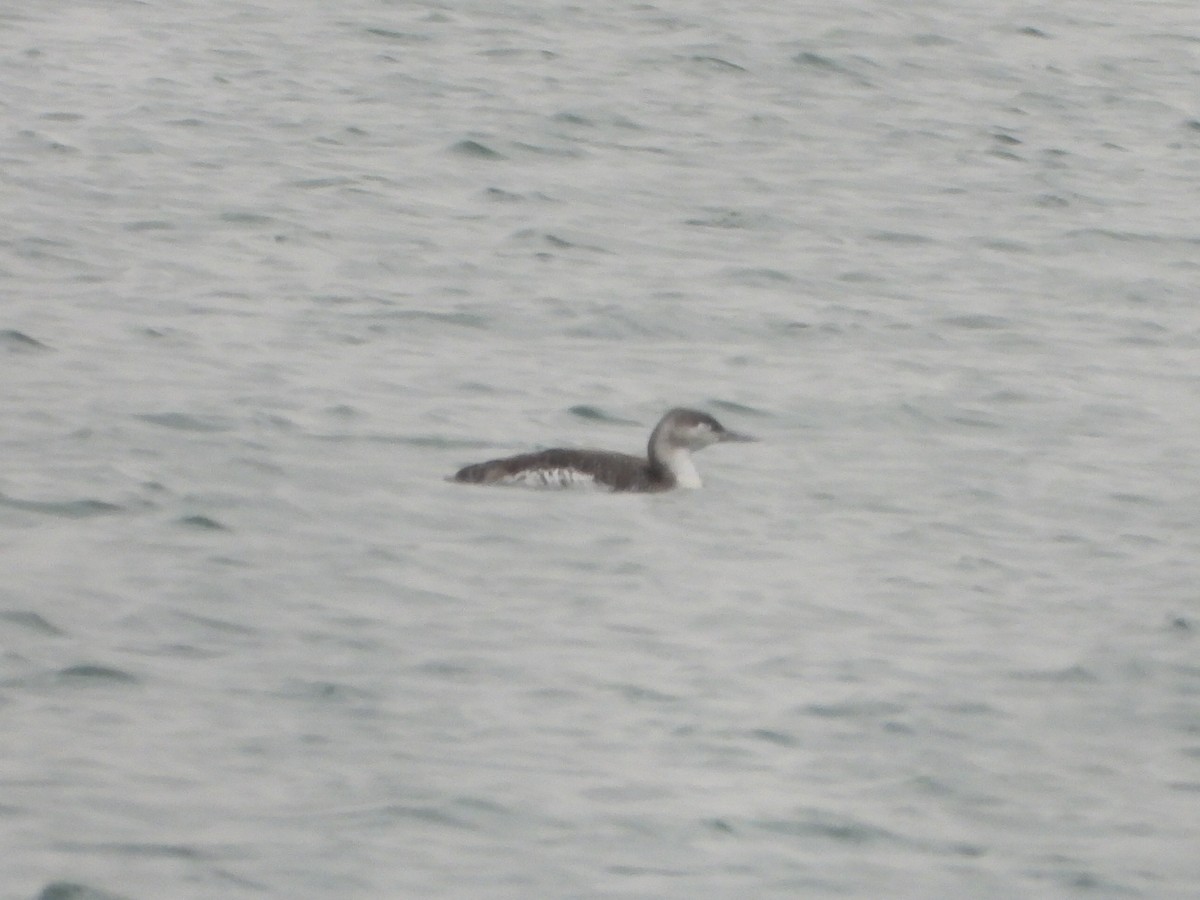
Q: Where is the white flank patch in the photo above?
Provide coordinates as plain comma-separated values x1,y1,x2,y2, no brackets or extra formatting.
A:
498,467,600,490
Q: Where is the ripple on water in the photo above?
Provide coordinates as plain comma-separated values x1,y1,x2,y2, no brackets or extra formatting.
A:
1007,664,1098,683
176,514,229,531
709,398,770,417
802,700,908,718
134,412,234,432
754,809,901,845
567,405,640,425
720,267,796,286
684,208,784,229
53,842,208,860
449,139,505,159
0,610,65,636
1,329,51,352
36,883,132,900
55,664,138,684
939,314,1013,330
0,493,124,519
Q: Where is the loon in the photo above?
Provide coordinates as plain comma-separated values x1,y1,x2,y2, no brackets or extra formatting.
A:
451,407,756,492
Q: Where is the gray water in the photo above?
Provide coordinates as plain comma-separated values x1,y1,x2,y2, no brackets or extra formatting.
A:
3,1,1199,897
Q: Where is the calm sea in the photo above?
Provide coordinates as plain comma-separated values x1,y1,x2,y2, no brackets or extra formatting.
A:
3,1,1199,897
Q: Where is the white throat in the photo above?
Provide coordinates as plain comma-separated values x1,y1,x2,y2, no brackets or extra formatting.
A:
659,446,702,489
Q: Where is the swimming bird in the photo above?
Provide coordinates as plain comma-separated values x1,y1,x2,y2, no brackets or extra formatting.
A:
451,407,756,492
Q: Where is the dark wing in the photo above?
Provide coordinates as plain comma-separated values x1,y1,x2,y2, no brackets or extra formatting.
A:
452,448,667,492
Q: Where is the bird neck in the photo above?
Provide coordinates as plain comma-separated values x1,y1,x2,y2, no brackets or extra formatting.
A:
652,443,701,489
